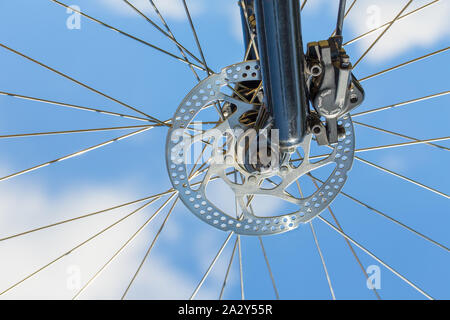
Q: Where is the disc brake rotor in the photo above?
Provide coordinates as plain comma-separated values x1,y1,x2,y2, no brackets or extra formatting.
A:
166,60,355,236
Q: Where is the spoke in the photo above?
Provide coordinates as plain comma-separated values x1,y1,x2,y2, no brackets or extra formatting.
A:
240,0,260,60
258,236,280,300
309,221,336,300
121,197,179,300
353,0,413,69
237,235,245,300
49,0,205,71
182,0,211,75
0,127,153,183
0,195,162,296
0,125,159,139
234,180,245,301
352,91,450,117
0,91,152,122
294,171,335,300
0,162,210,244
0,190,175,243
354,121,450,151
344,0,441,46
147,0,202,82
74,194,177,300
293,135,450,161
324,209,381,300
190,232,234,300
218,236,238,300
121,0,204,71
318,215,434,300
359,47,449,82
0,43,169,125
355,155,450,199
307,176,382,299
301,0,308,10
354,136,450,153
309,174,449,252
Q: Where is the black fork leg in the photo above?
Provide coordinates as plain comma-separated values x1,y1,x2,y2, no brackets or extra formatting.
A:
253,0,309,150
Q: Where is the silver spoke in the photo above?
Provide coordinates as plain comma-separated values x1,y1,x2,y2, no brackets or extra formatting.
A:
240,0,260,60
298,136,450,161
218,236,239,300
258,236,280,300
49,0,205,71
121,197,179,300
310,221,336,300
354,121,450,151
0,190,175,243
182,0,211,76
0,196,161,296
0,127,153,183
0,163,211,243
238,235,245,300
355,155,450,199
309,174,449,252
0,42,168,125
294,168,335,299
121,0,204,69
190,232,234,300
307,176,382,299
360,47,449,82
147,0,202,82
354,136,450,153
344,0,441,46
0,125,157,139
352,91,450,117
74,194,177,300
301,0,308,10
318,215,434,300
353,0,413,68
0,91,152,122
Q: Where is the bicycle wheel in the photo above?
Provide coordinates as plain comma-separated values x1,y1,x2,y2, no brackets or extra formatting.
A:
0,0,448,300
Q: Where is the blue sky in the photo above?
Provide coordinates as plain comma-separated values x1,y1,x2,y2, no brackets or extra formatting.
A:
0,0,448,300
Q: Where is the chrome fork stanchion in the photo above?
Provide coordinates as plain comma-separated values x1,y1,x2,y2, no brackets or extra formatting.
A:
253,0,309,150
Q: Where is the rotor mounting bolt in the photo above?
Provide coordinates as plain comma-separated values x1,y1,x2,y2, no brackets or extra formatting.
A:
248,175,257,184
280,166,289,175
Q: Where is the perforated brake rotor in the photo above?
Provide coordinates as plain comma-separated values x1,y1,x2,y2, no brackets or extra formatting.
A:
166,60,355,236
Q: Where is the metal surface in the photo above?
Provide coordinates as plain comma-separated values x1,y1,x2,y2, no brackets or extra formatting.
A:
254,0,309,149
166,61,355,236
306,37,364,143
335,0,347,40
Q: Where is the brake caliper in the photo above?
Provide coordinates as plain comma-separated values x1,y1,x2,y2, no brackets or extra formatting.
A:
306,36,364,144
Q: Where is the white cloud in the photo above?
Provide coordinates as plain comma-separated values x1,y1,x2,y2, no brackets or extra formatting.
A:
0,172,219,299
345,0,450,62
